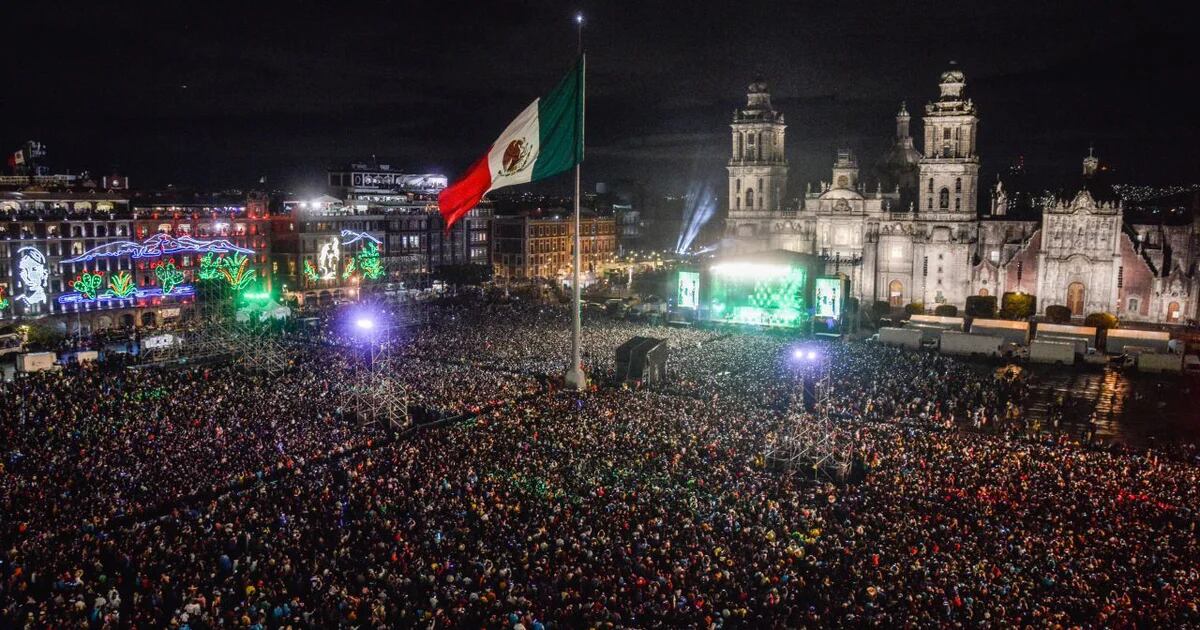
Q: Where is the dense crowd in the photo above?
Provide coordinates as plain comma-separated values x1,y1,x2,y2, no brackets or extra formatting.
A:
2,297,1198,627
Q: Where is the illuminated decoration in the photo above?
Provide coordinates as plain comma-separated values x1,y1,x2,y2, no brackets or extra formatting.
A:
153,259,185,295
62,233,254,264
342,257,357,280
218,252,256,291
15,247,49,307
303,259,320,282
72,271,105,301
339,229,382,246
58,284,195,305
677,271,700,309
198,252,223,281
707,261,807,328
108,271,136,298
243,291,271,300
0,286,9,313
356,241,384,280
814,277,843,320
317,237,340,280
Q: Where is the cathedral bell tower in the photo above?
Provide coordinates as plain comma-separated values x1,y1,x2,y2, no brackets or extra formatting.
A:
918,63,979,216
727,79,788,235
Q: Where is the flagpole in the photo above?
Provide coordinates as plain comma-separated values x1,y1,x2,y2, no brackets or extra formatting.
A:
565,12,588,390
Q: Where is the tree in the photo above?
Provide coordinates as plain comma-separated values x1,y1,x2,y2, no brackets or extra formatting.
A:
904,302,925,316
1000,292,1036,320
1045,305,1072,324
965,295,997,318
1084,312,1119,330
870,300,891,322
934,304,958,317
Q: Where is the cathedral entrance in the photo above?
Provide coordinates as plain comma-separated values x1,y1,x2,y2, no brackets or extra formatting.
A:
1167,301,1181,322
888,280,904,307
1067,282,1086,316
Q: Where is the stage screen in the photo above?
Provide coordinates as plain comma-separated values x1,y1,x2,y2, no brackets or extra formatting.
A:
707,262,807,328
677,271,700,308
814,277,843,319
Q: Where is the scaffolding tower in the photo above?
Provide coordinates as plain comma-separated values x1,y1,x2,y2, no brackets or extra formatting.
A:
765,360,851,481
350,341,409,431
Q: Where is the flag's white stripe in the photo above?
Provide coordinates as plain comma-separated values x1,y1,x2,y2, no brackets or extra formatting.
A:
486,98,541,192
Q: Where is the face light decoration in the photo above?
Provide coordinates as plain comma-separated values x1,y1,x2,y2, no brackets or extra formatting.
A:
317,237,340,280
16,247,49,307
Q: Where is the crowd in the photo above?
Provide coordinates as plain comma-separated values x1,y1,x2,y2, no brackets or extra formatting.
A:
2,297,1198,627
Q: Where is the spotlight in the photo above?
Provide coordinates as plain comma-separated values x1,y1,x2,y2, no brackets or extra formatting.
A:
806,350,817,360
355,317,375,330
793,348,805,359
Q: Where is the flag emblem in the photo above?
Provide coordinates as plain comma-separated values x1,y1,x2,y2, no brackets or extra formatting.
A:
500,138,533,176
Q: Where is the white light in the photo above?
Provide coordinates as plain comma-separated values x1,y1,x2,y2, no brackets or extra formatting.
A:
793,349,804,359
355,318,375,330
806,350,817,360
575,13,584,24
710,262,794,277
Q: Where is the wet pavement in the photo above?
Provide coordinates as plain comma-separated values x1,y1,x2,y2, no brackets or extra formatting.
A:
1022,364,1200,447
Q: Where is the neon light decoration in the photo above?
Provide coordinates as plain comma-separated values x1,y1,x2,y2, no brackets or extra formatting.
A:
57,284,195,305
317,237,339,280
15,247,49,307
303,259,320,282
72,271,105,300
61,233,254,264
108,271,136,298
153,259,185,295
0,286,10,313
356,241,383,280
218,252,256,291
342,257,357,280
339,229,382,246
198,252,223,281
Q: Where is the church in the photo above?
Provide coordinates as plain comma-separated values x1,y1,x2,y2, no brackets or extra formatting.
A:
723,66,1198,325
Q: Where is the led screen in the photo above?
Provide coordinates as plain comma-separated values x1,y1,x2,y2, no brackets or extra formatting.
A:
814,277,843,319
677,271,700,308
707,262,807,328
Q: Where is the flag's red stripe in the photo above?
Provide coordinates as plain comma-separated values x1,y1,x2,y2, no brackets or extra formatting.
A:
438,151,492,230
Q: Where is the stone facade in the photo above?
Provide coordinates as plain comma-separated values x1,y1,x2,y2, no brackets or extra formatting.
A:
722,67,1199,324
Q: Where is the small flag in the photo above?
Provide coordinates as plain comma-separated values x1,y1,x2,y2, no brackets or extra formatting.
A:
438,57,584,229
12,150,25,165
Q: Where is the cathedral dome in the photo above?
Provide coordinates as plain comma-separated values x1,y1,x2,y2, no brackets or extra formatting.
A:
940,68,965,84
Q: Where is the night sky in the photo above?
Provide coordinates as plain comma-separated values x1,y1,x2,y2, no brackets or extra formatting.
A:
4,2,1197,197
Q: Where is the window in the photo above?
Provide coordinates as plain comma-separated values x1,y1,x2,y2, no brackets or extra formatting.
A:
922,256,928,276
939,188,950,209
928,179,933,192
1116,266,1123,288
1128,297,1139,312
955,178,962,192
745,188,754,209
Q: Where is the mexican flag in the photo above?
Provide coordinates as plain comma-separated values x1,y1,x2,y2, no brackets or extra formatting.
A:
439,57,584,229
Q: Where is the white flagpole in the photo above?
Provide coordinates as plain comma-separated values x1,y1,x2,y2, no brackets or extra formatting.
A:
565,13,588,390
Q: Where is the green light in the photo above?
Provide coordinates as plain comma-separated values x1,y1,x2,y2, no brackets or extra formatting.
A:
107,271,136,298
154,259,184,295
356,241,383,280
342,257,357,280
0,286,9,312
72,270,104,300
198,252,223,281
218,252,256,291
243,291,271,300
303,259,320,282
707,263,807,328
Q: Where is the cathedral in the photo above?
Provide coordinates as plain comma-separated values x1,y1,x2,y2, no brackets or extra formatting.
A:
723,66,1199,325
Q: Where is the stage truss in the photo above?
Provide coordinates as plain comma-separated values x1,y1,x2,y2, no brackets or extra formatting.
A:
350,342,410,431
765,361,851,481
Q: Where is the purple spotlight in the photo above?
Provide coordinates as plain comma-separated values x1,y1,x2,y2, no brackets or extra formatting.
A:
355,317,375,330
793,348,805,360
806,350,817,361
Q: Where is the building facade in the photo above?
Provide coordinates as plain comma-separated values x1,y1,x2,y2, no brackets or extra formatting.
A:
492,213,616,282
723,67,1200,324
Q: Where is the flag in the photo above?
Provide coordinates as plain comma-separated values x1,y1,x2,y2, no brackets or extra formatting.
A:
12,150,24,165
438,57,584,229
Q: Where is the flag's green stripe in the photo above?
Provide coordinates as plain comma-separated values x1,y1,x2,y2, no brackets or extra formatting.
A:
531,57,583,181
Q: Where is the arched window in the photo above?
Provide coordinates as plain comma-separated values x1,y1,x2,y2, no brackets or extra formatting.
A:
888,280,904,307
955,178,962,192
939,188,950,209
928,178,933,192
978,288,989,297
745,188,754,209
1167,301,1181,321
735,133,742,158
